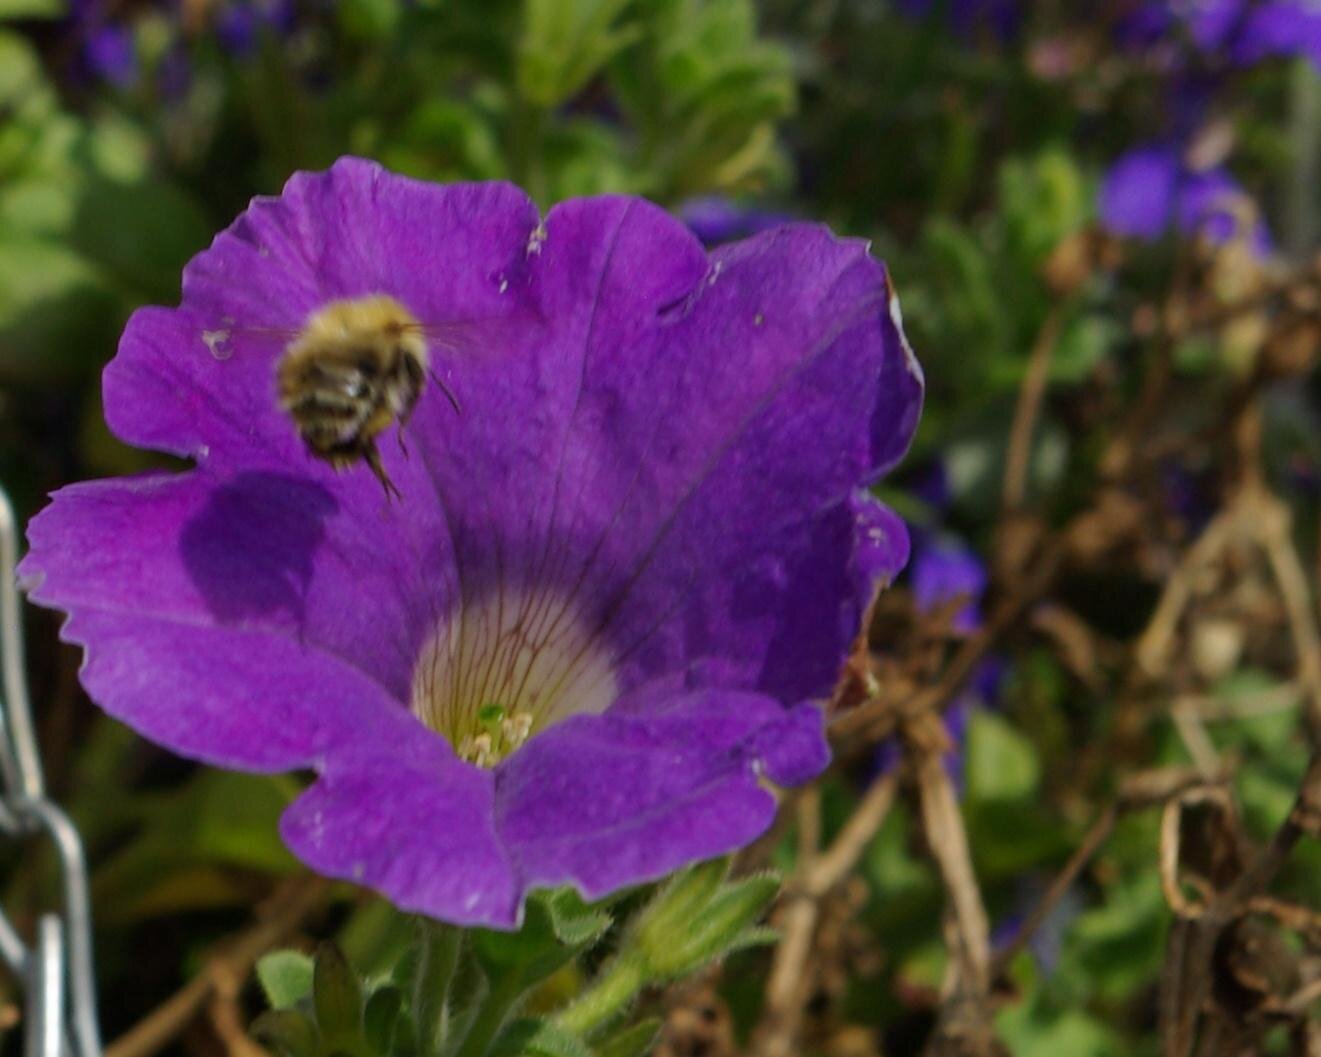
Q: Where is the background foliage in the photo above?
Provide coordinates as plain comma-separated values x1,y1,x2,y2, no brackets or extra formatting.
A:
4,0,1321,1053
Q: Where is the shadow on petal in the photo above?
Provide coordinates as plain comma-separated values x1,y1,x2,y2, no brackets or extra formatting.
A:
181,471,338,624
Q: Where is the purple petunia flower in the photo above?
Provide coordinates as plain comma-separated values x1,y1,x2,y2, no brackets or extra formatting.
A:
677,197,794,247
1098,142,1272,254
910,535,986,634
909,460,951,511
83,22,138,86
215,0,298,56
20,159,923,928
1117,0,1321,69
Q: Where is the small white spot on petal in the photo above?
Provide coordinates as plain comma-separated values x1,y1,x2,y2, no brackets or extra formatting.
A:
753,312,764,326
498,278,509,294
202,329,232,360
527,223,547,256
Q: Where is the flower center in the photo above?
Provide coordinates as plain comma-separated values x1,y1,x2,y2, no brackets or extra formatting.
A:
410,589,618,766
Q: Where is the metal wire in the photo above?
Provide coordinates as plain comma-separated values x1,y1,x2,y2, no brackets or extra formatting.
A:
0,489,42,797
0,484,101,1057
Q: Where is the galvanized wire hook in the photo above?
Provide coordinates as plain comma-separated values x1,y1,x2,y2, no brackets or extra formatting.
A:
0,484,101,1057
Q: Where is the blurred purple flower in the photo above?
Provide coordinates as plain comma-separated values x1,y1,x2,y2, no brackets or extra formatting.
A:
872,533,997,789
678,197,793,246
1116,0,1321,68
20,159,923,927
216,0,298,55
159,48,191,99
871,655,1004,793
910,460,952,511
1161,460,1216,534
991,879,1083,974
910,534,987,634
80,21,138,86
217,5,259,53
1098,142,1272,254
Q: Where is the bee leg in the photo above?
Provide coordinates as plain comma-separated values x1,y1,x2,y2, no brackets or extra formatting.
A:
397,428,410,459
364,443,403,502
429,369,463,414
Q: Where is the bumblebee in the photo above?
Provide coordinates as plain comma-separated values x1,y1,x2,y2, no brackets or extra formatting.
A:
275,295,461,499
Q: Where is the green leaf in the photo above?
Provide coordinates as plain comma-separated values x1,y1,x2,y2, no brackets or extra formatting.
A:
595,1018,661,1057
493,1018,595,1057
966,710,1041,802
1051,314,1120,384
337,0,401,40
542,889,613,947
69,178,211,301
251,1010,320,1057
475,887,614,991
90,771,300,922
0,0,64,21
0,236,118,382
363,986,407,1057
257,950,315,1011
518,0,639,108
633,862,780,980
411,920,461,1056
996,1000,1123,1057
313,943,365,1056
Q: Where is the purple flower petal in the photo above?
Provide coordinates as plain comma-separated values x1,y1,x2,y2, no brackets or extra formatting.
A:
1116,0,1321,68
496,689,827,898
1176,167,1274,254
1098,144,1180,240
1235,2,1321,68
1099,145,1273,255
84,23,138,86
217,5,258,54
21,159,922,926
910,535,986,634
678,197,793,246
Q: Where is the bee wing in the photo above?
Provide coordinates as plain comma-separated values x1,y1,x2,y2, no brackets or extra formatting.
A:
402,317,529,355
197,313,535,361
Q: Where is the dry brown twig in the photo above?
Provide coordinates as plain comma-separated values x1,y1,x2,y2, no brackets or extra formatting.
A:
104,876,331,1057
749,774,898,1057
1158,752,1321,1056
912,721,1001,1057
1001,306,1064,517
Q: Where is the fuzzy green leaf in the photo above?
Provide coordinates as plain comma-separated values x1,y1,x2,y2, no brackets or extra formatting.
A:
251,1010,319,1057
594,1018,662,1057
257,950,315,1011
313,943,365,1055
363,986,406,1057
493,1018,595,1057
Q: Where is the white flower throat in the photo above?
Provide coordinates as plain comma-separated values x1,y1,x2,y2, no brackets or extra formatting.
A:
410,588,618,766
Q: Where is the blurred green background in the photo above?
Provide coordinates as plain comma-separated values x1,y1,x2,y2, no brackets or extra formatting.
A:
5,0,1321,1053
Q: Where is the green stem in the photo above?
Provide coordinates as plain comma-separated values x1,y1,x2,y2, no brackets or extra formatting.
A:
413,920,462,1056
452,969,527,1057
1286,57,1321,259
551,956,646,1038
